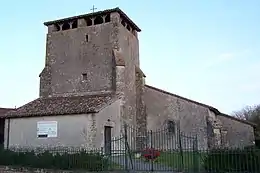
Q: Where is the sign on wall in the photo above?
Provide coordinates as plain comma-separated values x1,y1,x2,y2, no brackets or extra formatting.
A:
37,121,57,138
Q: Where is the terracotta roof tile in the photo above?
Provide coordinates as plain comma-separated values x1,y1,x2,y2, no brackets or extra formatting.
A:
0,108,14,118
5,94,116,118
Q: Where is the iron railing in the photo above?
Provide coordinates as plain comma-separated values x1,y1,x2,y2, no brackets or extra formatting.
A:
0,125,259,173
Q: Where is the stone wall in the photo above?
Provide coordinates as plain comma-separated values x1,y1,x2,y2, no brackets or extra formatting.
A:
218,114,255,148
144,85,209,150
40,13,121,97
4,100,121,149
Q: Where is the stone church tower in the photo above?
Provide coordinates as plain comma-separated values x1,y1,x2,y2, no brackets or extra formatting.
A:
40,8,146,135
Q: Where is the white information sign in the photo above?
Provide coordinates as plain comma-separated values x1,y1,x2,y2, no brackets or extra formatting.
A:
37,121,57,138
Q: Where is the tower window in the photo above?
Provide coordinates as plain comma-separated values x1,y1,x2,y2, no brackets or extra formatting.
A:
105,14,111,23
86,18,92,26
54,24,61,32
82,73,87,80
72,20,78,29
94,16,103,25
85,35,89,42
126,25,131,32
167,120,175,134
62,22,70,30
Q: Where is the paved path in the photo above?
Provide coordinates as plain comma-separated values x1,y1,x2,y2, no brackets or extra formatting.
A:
111,155,176,172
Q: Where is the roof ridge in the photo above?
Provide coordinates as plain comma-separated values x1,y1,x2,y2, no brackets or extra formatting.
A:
145,84,220,114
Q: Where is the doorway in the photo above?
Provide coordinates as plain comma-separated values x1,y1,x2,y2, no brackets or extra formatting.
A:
104,126,112,155
0,118,5,147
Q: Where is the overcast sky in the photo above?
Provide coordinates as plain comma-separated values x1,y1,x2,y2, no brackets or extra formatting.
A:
0,0,259,114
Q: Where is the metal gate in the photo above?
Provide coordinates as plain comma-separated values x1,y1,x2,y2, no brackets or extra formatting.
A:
109,124,199,172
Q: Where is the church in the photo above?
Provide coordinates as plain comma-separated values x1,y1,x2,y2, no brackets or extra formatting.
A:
1,7,255,151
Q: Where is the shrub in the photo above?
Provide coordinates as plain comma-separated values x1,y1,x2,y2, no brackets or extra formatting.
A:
0,147,108,171
203,148,260,172
141,148,160,161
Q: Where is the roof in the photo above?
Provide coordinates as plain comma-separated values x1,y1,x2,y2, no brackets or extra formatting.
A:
145,84,220,114
145,84,256,127
219,113,257,127
5,94,117,118
44,7,141,32
0,108,15,118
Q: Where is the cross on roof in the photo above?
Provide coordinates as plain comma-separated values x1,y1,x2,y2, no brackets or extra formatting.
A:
90,5,97,13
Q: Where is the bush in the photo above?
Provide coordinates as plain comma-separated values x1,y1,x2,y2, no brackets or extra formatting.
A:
0,147,108,171
203,148,260,172
141,148,160,161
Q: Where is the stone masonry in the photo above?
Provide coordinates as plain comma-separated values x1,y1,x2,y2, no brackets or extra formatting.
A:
3,7,255,151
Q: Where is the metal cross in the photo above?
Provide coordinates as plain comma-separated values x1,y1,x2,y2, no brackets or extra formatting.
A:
90,5,97,13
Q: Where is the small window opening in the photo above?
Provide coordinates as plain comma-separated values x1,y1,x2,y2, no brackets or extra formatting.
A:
126,25,131,32
105,14,111,23
62,22,70,30
167,120,175,134
85,35,89,42
72,20,78,29
121,20,126,27
94,16,103,25
54,24,61,32
82,73,87,80
86,18,92,26
38,134,48,138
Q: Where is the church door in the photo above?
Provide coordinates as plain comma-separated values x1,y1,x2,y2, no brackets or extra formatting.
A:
104,126,112,155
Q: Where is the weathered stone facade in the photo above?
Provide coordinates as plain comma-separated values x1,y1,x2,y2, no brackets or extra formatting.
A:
144,85,255,149
2,8,255,151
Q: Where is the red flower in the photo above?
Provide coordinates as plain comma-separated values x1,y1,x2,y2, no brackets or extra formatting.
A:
141,148,160,161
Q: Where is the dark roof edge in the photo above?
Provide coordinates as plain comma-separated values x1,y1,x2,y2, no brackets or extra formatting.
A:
4,111,98,119
219,113,257,127
145,84,221,114
43,7,141,32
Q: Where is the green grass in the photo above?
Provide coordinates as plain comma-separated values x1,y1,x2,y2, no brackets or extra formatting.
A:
157,151,207,171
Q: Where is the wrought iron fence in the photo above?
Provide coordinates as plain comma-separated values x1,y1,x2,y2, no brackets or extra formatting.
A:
0,125,259,173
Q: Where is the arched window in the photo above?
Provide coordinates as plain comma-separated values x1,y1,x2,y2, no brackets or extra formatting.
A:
94,16,103,25
105,14,110,23
86,18,92,26
62,22,70,30
167,120,175,134
72,20,78,29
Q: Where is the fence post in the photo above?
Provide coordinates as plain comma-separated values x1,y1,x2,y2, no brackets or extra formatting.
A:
124,124,128,171
177,121,184,171
150,130,154,172
193,134,199,173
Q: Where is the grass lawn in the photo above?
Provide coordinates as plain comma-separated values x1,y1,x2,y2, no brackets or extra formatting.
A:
157,151,207,171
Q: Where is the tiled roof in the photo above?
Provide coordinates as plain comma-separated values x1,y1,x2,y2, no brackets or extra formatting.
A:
5,94,116,118
44,7,141,32
0,108,14,118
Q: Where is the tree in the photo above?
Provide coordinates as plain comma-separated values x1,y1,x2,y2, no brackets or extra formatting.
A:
232,105,260,146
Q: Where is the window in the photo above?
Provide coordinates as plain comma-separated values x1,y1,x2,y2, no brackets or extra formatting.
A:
72,20,78,29
82,73,87,80
38,134,48,138
85,35,89,42
94,16,103,25
167,120,175,134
